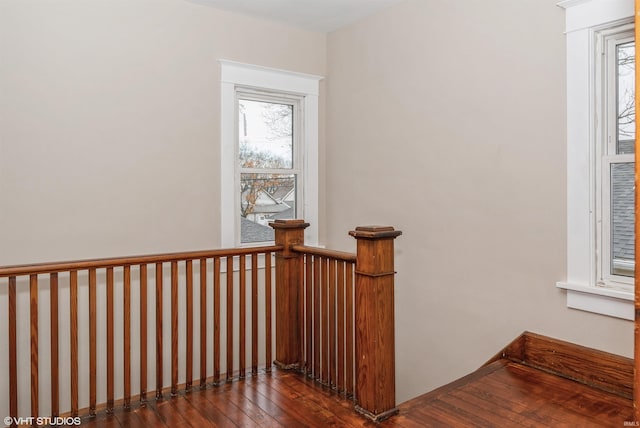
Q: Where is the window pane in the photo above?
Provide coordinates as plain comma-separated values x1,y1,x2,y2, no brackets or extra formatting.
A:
610,162,635,276
617,41,635,154
240,174,296,243
238,99,293,168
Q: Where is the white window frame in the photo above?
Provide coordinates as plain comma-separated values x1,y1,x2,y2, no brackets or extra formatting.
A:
596,25,635,288
556,0,635,320
220,60,322,247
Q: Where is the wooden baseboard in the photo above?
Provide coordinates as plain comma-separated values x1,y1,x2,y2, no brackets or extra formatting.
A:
485,331,633,399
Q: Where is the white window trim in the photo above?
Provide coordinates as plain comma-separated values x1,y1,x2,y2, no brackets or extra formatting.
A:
556,0,634,320
220,60,323,247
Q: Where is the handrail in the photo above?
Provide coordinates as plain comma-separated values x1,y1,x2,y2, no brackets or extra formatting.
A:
291,244,356,263
0,244,283,277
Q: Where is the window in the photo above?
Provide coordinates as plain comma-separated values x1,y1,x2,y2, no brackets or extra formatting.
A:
596,25,635,287
237,92,302,243
557,0,635,320
220,60,322,247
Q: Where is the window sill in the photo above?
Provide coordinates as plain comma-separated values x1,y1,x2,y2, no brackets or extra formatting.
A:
556,281,633,320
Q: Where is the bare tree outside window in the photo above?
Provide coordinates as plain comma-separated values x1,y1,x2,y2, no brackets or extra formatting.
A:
238,98,297,243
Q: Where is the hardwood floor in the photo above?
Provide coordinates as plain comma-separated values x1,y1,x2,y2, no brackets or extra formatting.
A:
79,360,633,427
384,360,633,428
80,369,376,428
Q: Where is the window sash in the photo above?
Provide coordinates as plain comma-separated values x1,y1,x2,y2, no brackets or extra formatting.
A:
599,155,634,288
235,89,304,245
595,24,635,289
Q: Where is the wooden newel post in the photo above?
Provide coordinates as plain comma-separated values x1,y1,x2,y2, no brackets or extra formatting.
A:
349,225,402,422
271,219,309,369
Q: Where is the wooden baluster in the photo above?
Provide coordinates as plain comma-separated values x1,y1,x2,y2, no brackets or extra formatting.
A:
186,260,193,391
239,254,246,378
322,257,329,385
140,264,148,402
313,255,320,380
30,274,39,418
50,273,59,416
299,254,305,372
337,262,345,393
346,263,354,398
305,254,313,375
329,259,337,388
70,271,78,415
226,256,233,382
89,268,96,416
107,267,114,411
251,254,258,376
265,252,272,372
123,265,131,407
155,263,163,399
214,257,221,383
199,258,207,386
349,226,402,421
8,276,17,426
171,261,178,396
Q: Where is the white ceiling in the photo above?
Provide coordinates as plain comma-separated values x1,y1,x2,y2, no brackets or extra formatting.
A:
187,0,404,33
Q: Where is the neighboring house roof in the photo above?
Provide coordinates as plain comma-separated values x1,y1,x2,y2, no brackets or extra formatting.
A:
271,207,294,220
270,182,295,202
611,161,635,262
240,217,274,243
244,203,291,214
241,184,293,215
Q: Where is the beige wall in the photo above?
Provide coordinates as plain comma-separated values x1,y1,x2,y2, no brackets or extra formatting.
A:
325,0,633,403
0,0,326,265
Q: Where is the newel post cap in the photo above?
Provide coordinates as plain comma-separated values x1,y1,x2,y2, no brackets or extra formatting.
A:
269,219,310,230
348,225,402,240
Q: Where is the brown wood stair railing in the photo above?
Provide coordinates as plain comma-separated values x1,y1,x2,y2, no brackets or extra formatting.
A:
1,245,281,424
0,219,402,425
268,220,402,421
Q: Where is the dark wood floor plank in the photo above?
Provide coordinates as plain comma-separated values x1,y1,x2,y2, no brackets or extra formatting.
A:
236,377,308,428
268,370,375,427
128,405,169,428
182,385,239,428
379,413,432,428
168,394,219,428
153,399,193,428
252,377,327,427
187,382,255,427
112,406,164,428
445,387,541,427
221,377,285,427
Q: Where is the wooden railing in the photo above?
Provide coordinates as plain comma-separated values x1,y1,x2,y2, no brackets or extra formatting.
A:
0,246,280,424
271,220,402,421
294,243,356,396
0,219,401,424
